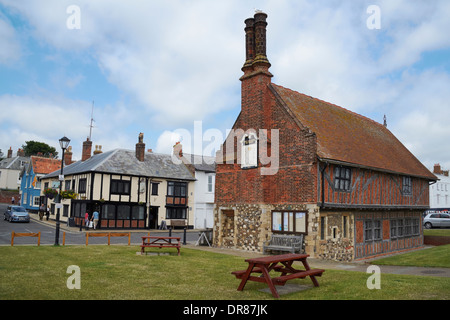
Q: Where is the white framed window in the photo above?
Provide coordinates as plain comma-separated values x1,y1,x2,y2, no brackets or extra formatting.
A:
207,175,214,193
240,132,258,169
33,196,40,206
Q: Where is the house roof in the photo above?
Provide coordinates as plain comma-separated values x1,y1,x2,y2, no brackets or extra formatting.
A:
183,153,216,173
44,149,196,181
30,156,61,175
271,83,436,180
0,156,29,170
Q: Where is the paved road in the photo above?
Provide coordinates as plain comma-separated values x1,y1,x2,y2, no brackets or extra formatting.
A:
0,203,204,246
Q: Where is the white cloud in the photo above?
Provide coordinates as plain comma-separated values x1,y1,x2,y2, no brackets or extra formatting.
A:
0,14,21,64
155,130,183,155
1,0,449,171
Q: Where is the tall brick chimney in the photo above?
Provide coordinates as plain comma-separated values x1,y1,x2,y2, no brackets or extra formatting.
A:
82,137,92,161
241,11,272,79
64,146,73,165
7,147,12,158
136,133,145,162
240,11,273,131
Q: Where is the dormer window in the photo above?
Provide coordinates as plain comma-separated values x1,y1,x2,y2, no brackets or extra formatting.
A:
241,132,258,169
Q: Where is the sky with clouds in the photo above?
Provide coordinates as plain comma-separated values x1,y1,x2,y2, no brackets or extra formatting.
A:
0,0,449,172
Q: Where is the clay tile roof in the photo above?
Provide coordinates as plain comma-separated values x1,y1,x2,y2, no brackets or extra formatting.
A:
271,83,436,180
31,156,61,175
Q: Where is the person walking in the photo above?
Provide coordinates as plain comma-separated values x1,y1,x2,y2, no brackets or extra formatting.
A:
92,210,99,230
84,211,90,230
39,204,45,220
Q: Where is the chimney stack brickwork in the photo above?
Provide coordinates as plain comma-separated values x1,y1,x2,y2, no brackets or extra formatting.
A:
136,133,145,162
82,138,92,161
64,146,73,165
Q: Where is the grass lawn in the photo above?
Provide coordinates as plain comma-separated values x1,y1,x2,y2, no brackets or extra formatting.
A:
371,244,450,268
424,228,450,237
0,245,449,300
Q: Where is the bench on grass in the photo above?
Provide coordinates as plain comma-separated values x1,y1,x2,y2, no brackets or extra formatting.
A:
231,253,325,298
140,236,181,256
263,234,304,254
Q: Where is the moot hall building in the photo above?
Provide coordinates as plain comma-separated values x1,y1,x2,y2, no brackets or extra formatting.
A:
213,12,437,261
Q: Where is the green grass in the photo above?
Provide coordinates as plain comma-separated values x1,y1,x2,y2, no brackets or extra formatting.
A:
424,228,450,237
0,245,449,300
371,244,450,268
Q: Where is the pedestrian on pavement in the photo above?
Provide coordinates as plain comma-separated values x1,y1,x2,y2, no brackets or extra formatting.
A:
39,204,45,220
46,205,50,220
11,196,15,204
84,211,90,230
92,210,99,230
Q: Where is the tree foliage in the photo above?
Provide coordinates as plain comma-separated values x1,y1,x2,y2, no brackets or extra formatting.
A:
22,141,58,158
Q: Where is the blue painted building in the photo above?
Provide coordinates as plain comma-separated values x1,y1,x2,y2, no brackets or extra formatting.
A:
20,156,61,211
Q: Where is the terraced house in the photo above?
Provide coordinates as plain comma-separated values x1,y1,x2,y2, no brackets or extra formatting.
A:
41,135,196,229
213,12,437,261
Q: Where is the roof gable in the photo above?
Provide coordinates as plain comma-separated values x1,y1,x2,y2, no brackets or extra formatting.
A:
271,83,436,180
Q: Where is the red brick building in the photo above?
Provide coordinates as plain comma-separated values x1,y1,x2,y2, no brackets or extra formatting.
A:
213,12,437,261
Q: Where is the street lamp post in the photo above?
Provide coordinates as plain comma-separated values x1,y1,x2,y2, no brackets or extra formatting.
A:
54,136,70,246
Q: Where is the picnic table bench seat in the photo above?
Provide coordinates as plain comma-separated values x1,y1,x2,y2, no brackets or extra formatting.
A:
263,234,304,254
272,268,325,285
140,236,181,256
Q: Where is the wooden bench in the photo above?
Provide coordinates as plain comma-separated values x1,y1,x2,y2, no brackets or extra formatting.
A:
140,236,181,256
272,268,325,286
263,234,304,254
231,265,284,279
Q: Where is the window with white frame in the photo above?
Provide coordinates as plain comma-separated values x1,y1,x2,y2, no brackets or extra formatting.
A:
240,132,258,169
207,175,214,193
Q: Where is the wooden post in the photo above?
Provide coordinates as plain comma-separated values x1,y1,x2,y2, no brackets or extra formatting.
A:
128,232,131,246
11,231,14,246
86,233,89,246
37,232,41,246
62,232,65,246
108,232,111,245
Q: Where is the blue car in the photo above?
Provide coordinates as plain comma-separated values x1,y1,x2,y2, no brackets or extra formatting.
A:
4,206,30,223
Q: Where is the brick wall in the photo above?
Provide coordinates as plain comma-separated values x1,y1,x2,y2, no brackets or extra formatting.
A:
0,190,20,204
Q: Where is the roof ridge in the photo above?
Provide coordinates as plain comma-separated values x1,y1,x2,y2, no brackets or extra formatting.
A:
272,83,386,130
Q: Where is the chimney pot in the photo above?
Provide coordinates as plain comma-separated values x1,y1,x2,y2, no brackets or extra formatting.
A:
7,147,12,158
93,145,103,155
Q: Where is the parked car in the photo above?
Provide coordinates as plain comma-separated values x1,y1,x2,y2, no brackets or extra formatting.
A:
423,213,450,229
4,206,30,223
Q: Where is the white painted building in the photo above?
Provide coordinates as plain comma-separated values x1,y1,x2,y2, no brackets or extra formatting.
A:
430,164,450,209
184,154,215,229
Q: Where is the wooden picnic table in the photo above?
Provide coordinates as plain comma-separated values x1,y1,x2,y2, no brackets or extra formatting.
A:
231,253,325,298
141,236,181,256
